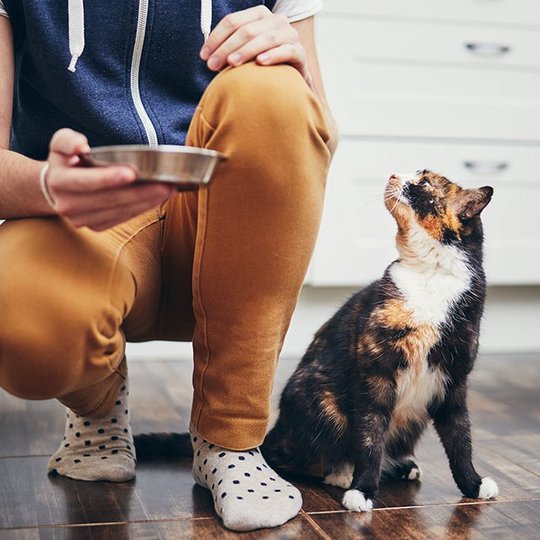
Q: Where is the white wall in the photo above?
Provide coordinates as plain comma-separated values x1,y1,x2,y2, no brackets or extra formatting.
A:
126,285,540,361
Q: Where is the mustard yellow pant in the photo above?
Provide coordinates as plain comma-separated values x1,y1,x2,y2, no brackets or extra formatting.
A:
0,63,330,450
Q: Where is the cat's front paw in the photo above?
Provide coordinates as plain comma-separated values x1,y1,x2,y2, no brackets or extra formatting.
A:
342,489,373,512
478,477,499,499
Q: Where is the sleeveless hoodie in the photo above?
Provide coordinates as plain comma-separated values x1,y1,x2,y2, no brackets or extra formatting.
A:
4,1,278,159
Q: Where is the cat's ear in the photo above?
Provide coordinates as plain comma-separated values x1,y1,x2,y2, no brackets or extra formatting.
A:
456,186,493,219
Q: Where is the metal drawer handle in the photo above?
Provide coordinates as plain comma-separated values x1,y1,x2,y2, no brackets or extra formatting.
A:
465,42,511,57
464,161,509,174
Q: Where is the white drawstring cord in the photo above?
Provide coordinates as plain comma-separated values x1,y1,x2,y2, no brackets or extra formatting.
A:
201,0,212,40
67,0,85,72
68,1,210,72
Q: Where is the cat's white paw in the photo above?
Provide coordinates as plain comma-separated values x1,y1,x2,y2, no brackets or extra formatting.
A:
478,477,499,499
407,466,422,481
324,463,354,489
342,489,373,512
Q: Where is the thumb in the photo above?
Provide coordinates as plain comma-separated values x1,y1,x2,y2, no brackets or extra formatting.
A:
48,128,90,167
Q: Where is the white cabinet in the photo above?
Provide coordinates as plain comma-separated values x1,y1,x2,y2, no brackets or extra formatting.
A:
310,0,540,286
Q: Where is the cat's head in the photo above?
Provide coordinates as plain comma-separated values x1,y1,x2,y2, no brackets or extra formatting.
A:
384,170,493,245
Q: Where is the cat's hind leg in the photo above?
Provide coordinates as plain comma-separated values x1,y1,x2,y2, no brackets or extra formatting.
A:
324,462,354,489
382,419,425,482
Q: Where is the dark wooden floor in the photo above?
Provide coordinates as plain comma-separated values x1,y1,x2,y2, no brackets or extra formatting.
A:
1,353,539,539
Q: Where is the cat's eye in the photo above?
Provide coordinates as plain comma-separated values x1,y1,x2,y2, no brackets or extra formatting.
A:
419,178,431,186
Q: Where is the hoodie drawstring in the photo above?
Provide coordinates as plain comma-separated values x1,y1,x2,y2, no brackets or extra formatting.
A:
67,0,85,72
200,0,212,41
67,1,211,73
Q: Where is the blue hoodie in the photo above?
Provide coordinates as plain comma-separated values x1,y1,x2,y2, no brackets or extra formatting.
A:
4,1,278,160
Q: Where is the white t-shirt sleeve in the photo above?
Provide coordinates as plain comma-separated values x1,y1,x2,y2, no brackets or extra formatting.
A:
0,1,8,19
272,0,323,22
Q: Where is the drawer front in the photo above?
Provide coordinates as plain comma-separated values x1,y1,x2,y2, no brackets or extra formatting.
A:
308,141,540,286
317,19,540,141
322,0,540,27
325,84,540,142
318,17,540,70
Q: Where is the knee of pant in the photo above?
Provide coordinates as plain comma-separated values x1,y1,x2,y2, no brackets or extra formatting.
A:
0,294,124,401
204,62,329,138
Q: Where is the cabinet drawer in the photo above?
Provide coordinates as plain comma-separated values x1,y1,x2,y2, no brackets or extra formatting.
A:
309,141,540,286
325,85,540,142
320,63,540,141
322,0,540,28
318,17,540,70
317,18,540,141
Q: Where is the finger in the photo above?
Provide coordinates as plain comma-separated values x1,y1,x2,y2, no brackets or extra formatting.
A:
256,42,307,76
225,27,298,68
206,18,290,71
201,5,271,62
49,164,137,194
56,182,174,218
48,129,91,167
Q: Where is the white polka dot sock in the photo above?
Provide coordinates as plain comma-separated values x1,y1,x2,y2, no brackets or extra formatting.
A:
47,380,135,482
190,430,302,531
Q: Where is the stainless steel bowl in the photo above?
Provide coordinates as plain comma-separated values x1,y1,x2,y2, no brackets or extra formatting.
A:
81,145,226,190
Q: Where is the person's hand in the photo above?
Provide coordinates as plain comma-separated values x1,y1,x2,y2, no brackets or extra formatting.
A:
44,129,175,231
200,6,313,89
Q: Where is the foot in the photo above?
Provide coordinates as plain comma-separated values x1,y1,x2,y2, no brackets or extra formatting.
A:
48,380,135,482
342,489,374,512
190,430,302,531
477,477,499,499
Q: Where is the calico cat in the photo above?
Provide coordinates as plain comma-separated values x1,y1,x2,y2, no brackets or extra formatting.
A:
261,170,498,512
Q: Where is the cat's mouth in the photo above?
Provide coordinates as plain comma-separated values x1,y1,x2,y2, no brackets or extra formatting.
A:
384,174,410,214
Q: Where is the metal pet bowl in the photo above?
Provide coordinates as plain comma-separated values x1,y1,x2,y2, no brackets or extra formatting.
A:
81,145,226,190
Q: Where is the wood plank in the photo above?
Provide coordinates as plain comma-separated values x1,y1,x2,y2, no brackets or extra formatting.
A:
311,500,540,540
468,354,540,440
0,455,215,529
0,453,344,529
0,514,325,539
478,434,540,478
0,456,145,529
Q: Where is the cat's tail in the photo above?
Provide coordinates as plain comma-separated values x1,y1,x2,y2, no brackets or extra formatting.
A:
262,431,324,484
133,432,193,461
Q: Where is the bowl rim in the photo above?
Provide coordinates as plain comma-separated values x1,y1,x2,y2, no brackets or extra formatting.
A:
85,144,226,159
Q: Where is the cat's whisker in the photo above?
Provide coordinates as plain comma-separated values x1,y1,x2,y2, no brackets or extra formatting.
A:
356,198,386,209
389,199,400,214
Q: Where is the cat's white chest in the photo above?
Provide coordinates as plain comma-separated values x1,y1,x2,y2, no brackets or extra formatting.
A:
390,245,472,327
